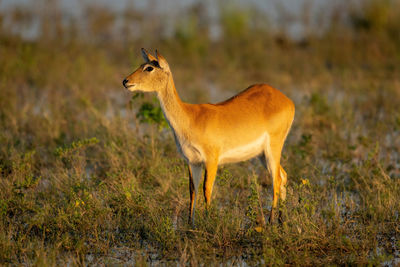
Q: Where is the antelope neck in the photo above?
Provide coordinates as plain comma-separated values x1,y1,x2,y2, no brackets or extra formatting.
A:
157,74,190,134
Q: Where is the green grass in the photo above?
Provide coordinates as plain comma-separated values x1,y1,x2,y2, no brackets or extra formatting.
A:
1,3,400,265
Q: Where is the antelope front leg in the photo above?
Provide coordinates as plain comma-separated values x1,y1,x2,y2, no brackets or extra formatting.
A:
203,160,218,212
188,163,202,226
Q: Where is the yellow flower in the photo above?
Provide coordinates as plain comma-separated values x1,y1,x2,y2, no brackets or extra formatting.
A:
301,179,309,185
255,226,263,233
75,199,84,207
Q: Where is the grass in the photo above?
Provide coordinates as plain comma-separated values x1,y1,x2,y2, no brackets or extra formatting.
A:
0,1,400,265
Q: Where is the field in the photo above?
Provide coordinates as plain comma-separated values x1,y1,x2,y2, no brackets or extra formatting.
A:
0,1,400,265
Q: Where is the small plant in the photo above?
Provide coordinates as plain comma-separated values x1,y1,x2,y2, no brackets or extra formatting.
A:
136,101,167,129
131,93,168,130
246,176,265,232
153,215,176,251
310,92,329,115
55,137,100,158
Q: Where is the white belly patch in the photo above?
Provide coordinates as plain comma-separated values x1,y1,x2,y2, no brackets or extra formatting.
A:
219,133,268,164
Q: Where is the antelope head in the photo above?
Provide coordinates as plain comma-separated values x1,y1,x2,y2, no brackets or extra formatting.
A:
122,48,171,93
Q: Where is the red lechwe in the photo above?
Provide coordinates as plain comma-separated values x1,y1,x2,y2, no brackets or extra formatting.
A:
123,49,295,226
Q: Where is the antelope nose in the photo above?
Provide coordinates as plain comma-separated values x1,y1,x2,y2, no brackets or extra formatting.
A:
122,79,128,88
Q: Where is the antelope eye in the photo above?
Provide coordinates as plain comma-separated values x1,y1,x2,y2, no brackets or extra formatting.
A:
144,66,154,72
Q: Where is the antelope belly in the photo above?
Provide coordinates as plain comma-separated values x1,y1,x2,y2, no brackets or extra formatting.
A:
219,134,267,164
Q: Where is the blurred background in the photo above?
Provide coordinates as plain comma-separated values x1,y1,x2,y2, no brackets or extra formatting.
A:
0,0,399,265
1,0,377,41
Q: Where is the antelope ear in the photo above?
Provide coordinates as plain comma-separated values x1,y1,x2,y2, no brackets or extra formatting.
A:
155,50,171,72
141,48,157,63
